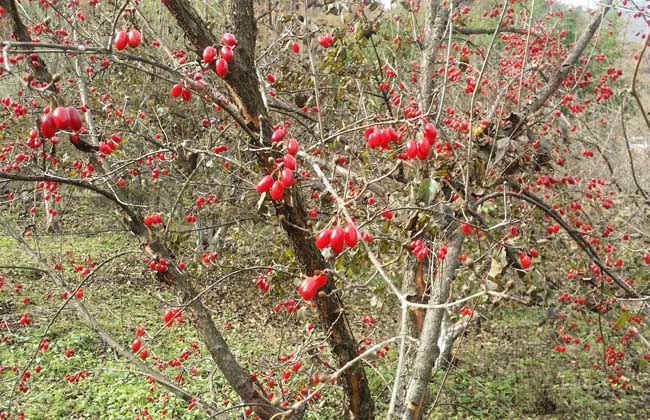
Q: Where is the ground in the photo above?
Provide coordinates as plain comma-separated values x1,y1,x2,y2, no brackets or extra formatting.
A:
0,232,648,419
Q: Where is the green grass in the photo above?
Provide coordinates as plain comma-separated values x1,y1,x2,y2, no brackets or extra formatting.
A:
1,233,649,419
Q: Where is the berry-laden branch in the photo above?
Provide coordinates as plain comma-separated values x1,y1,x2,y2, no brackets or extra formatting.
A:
161,1,375,418
474,181,641,298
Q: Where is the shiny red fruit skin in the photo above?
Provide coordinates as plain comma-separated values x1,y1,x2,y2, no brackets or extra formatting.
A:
114,31,128,50
292,42,300,53
131,339,141,353
171,84,182,97
519,253,531,269
40,113,57,138
222,33,237,47
220,45,233,61
330,227,345,253
280,168,294,187
283,154,296,170
270,181,284,200
344,225,358,247
405,140,417,159
298,277,318,301
257,175,274,193
67,107,83,131
203,46,216,63
215,58,228,77
287,138,299,155
127,30,141,48
52,106,71,130
315,230,331,249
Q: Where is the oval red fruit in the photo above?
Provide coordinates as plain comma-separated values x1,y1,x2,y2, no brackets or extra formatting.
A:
280,168,294,187
270,181,284,200
52,106,71,130
292,42,300,53
257,175,274,193
344,225,358,247
283,154,296,171
215,58,228,77
222,33,237,47
139,348,149,360
405,140,417,159
40,113,57,138
519,253,531,269
272,126,287,143
203,46,216,63
171,84,182,97
287,138,299,155
220,45,233,61
131,339,141,353
67,107,83,131
127,30,141,48
114,31,128,50
330,226,345,253
297,277,318,301
315,230,331,249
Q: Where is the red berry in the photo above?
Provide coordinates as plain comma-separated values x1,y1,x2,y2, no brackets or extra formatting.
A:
270,181,284,201
292,41,300,53
220,45,233,61
203,46,216,63
461,224,472,236
283,154,296,171
315,230,331,249
344,225,358,247
280,168,294,187
330,226,345,254
257,175,274,193
127,29,141,48
67,107,83,131
215,58,228,77
139,348,149,361
131,339,141,353
40,113,57,138
114,31,128,50
298,277,319,301
519,253,531,269
52,106,71,130
222,33,237,47
405,140,417,159
171,84,182,97
287,138,299,155
272,126,287,143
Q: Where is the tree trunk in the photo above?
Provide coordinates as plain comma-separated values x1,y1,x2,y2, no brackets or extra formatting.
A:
402,230,465,420
162,1,374,418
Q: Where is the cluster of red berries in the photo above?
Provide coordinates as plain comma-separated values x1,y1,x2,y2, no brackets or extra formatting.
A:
317,33,334,48
143,213,164,226
404,123,438,160
408,239,430,260
297,274,328,301
256,129,299,201
114,29,141,50
365,126,400,149
146,257,168,273
203,33,237,78
131,326,149,360
315,225,358,253
98,133,122,155
40,106,83,138
163,308,183,328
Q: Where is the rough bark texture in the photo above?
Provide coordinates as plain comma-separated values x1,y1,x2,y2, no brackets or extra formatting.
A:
402,230,465,420
162,1,374,418
0,0,56,92
419,3,449,112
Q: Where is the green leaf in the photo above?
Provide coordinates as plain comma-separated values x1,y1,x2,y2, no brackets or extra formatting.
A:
613,311,631,331
417,178,440,205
